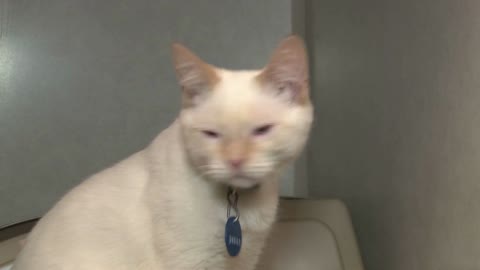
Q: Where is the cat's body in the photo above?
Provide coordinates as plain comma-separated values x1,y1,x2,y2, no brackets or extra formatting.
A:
13,36,312,270
14,121,278,270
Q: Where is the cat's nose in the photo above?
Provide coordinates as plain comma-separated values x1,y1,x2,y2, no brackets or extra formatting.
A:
228,159,245,170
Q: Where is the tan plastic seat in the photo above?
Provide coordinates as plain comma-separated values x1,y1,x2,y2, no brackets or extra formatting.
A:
0,199,364,270
258,199,364,270
0,234,27,270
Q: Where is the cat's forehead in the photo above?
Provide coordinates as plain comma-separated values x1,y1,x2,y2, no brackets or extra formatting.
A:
215,69,262,93
195,69,285,126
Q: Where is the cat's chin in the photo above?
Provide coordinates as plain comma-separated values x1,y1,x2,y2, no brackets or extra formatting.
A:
224,176,261,190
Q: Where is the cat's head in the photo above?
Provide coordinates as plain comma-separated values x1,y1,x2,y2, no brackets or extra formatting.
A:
172,36,313,189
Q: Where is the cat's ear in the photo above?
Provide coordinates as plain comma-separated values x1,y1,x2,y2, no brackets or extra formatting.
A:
171,43,219,107
258,35,310,105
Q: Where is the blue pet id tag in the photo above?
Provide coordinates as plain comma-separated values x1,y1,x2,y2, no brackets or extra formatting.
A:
225,216,242,256
225,188,242,257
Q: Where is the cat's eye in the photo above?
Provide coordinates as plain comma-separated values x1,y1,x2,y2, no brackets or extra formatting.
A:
202,130,220,138
253,124,274,136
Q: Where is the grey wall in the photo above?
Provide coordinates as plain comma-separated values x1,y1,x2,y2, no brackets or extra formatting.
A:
0,0,297,227
308,0,480,269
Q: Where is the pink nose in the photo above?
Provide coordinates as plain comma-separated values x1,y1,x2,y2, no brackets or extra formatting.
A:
229,159,245,170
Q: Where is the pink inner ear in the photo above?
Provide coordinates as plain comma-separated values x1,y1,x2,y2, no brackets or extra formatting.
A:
172,43,220,107
278,81,301,98
258,37,309,104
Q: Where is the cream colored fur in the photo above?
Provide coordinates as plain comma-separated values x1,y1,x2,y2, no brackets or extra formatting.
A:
13,36,313,270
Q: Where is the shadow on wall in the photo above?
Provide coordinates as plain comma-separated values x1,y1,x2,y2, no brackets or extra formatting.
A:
307,0,480,270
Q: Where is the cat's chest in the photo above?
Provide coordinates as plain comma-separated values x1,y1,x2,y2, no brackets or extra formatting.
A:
151,178,277,269
167,229,261,270
157,206,266,270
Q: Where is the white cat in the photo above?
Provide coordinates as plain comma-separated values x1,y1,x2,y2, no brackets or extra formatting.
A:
13,35,313,270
